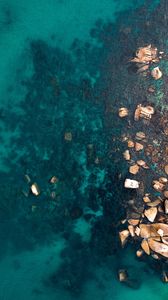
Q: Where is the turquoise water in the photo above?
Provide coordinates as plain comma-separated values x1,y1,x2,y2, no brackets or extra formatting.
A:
0,0,168,299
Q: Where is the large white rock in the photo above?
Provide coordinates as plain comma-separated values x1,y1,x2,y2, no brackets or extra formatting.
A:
124,179,139,189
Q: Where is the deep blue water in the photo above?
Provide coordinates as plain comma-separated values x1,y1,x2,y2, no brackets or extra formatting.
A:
0,0,168,299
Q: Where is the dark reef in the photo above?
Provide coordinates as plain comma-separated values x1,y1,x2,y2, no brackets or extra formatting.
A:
1,0,168,294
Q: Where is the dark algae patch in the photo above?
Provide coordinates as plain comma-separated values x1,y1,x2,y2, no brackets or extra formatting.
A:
2,0,168,299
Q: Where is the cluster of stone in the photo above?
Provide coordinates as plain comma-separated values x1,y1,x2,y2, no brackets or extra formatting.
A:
117,47,168,280
130,44,163,79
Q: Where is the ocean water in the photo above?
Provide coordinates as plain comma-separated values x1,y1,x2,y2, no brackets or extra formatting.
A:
0,0,168,299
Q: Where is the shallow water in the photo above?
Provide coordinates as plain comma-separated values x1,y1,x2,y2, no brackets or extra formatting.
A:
0,0,168,299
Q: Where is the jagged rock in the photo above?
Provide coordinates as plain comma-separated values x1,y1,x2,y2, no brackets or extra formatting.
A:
128,225,135,237
141,239,150,255
140,223,168,239
119,230,130,247
135,142,144,151
135,227,140,236
128,219,139,226
134,104,154,121
144,207,157,222
119,107,129,117
129,164,139,175
148,238,168,258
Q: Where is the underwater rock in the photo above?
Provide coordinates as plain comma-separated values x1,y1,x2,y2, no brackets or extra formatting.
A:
123,150,131,161
135,131,146,140
30,183,40,196
64,131,72,141
118,269,128,282
151,67,162,80
50,176,59,184
119,230,130,247
130,44,158,64
136,249,143,257
134,105,154,121
118,107,129,118
135,142,144,151
162,271,168,283
127,140,134,148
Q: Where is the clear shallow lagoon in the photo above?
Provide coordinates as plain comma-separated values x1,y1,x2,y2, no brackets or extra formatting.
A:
0,0,168,299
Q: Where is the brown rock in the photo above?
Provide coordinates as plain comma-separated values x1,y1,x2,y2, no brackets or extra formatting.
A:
128,225,135,237
137,160,146,167
143,195,151,203
159,177,168,184
144,207,157,222
135,131,146,140
141,239,150,255
139,224,159,239
129,164,140,175
127,140,134,148
153,180,164,192
148,86,155,93
135,142,144,151
128,219,139,226
148,238,168,258
135,226,140,236
136,249,144,257
134,106,141,121
119,230,130,247
164,191,168,198
162,237,168,245
165,200,168,214
164,165,168,175
119,107,129,118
